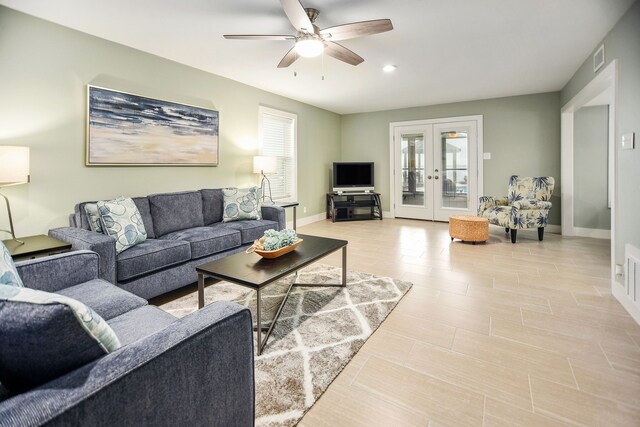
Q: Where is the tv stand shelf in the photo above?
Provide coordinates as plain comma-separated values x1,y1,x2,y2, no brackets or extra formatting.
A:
326,192,382,222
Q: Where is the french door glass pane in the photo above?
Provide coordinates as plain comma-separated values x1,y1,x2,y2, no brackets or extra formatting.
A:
441,131,469,209
401,133,425,206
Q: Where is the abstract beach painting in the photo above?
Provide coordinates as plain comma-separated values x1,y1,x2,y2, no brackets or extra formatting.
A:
87,86,218,166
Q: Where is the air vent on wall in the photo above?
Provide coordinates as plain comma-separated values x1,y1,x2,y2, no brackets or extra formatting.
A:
626,244,640,310
594,44,605,72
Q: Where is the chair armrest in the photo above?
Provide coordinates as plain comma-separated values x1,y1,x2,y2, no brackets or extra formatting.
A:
15,250,100,293
478,196,508,214
49,227,117,284
261,205,286,230
511,199,552,210
0,301,255,427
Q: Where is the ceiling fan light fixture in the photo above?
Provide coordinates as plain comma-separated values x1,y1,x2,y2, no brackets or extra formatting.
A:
383,64,397,73
295,36,324,58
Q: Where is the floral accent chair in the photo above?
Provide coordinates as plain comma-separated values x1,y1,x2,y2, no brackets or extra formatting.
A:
478,176,555,243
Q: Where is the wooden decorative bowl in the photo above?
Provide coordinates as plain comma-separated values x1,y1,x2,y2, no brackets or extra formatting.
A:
250,238,303,259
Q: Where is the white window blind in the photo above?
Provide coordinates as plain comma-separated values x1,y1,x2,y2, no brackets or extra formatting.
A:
259,107,297,201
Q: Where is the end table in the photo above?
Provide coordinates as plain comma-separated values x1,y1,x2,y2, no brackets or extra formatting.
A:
271,201,299,230
3,235,72,262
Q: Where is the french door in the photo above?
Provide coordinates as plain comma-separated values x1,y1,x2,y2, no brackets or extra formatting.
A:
392,118,481,222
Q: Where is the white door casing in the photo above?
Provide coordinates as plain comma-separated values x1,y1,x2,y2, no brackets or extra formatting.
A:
390,115,483,221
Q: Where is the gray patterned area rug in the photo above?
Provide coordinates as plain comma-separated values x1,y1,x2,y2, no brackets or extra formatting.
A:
160,263,412,427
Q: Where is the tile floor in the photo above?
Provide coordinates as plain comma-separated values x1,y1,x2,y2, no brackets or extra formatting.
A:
291,218,640,427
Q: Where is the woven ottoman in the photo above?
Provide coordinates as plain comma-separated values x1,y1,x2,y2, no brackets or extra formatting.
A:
449,215,489,244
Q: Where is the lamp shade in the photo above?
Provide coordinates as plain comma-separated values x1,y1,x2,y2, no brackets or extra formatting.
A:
253,156,277,174
0,146,30,187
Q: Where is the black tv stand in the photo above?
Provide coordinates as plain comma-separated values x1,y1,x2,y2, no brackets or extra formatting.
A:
326,192,382,222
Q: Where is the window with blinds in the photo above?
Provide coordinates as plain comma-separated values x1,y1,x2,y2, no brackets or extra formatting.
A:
259,107,297,201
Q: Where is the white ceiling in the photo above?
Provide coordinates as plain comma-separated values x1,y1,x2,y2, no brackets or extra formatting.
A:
0,0,634,114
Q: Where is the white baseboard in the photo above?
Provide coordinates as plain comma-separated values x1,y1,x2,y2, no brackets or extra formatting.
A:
488,224,561,234
291,212,326,228
573,227,611,239
613,281,640,325
546,225,561,234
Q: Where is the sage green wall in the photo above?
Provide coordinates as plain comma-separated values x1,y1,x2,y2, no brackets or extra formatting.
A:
574,106,611,230
340,92,561,225
0,6,340,237
561,0,640,263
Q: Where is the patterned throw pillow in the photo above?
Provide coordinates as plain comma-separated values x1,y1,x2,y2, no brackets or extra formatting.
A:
0,241,23,287
84,202,105,234
222,187,262,223
0,286,121,392
97,197,147,254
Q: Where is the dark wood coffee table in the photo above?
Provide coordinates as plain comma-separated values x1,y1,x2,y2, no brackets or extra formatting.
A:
196,234,347,355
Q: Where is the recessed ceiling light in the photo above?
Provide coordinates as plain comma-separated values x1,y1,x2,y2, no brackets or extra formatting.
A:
383,65,397,73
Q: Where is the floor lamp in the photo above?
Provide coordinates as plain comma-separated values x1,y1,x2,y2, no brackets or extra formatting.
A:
0,146,30,245
253,156,277,204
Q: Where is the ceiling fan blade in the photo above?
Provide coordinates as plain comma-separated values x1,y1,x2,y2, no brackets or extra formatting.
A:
223,35,295,40
324,41,364,66
280,0,314,33
320,19,393,41
277,47,299,68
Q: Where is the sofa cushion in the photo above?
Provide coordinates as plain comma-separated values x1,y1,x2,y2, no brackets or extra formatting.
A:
201,189,224,225
57,279,147,320
116,239,192,282
0,286,120,393
222,187,262,222
132,197,156,239
75,197,155,239
83,203,104,233
108,305,176,346
98,197,148,254
149,191,205,237
159,226,241,259
222,220,279,244
1,241,23,287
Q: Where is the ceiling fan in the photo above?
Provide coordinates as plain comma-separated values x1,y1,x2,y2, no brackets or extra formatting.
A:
223,0,393,68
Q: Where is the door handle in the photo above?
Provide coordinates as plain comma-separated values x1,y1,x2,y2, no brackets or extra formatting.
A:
427,175,432,180
434,176,439,180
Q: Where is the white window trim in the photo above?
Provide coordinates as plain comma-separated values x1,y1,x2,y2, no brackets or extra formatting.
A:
258,105,298,202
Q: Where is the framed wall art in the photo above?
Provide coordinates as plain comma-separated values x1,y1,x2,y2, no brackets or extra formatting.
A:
86,85,219,166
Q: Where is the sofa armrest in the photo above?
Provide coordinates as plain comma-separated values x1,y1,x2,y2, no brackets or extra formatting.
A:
478,196,508,215
511,199,552,210
261,205,286,230
0,301,255,427
49,227,117,284
15,250,100,293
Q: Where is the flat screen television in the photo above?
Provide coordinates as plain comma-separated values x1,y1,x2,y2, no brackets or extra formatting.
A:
332,162,374,192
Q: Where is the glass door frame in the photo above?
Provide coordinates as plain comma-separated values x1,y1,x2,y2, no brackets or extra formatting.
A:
433,120,479,221
389,115,484,221
393,124,434,220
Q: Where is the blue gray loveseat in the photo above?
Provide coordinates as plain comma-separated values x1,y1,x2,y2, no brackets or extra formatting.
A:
49,189,285,299
0,250,255,426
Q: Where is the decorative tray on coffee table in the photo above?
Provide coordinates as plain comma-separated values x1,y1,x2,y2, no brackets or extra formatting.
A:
248,238,303,259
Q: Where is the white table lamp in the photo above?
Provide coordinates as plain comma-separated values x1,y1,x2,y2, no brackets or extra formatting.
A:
253,156,277,204
0,146,30,244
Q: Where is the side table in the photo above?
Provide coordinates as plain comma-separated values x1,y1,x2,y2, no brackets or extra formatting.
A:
3,235,72,262
271,201,299,230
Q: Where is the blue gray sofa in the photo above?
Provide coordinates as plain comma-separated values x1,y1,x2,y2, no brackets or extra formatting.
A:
0,250,255,426
49,189,285,299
